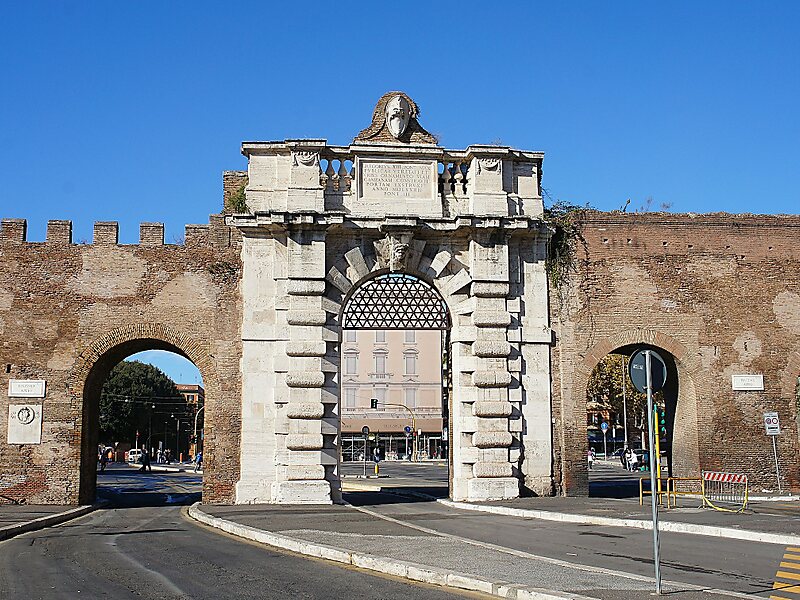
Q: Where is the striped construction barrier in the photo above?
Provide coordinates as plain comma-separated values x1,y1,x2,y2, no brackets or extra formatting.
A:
701,470,749,513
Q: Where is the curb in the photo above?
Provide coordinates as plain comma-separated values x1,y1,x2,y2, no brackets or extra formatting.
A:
187,503,597,600
438,499,800,546
0,503,100,542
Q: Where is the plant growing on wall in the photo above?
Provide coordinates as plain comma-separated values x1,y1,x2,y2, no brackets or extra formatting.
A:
543,199,590,289
227,180,249,214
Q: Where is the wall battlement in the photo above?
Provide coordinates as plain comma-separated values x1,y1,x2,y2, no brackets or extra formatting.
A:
0,215,236,248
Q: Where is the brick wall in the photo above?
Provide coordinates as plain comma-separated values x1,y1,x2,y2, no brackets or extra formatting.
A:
0,216,242,505
553,211,800,494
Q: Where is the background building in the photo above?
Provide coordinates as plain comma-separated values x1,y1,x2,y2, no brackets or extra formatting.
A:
340,329,444,461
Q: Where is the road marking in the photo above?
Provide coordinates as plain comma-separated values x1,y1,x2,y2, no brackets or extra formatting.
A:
347,502,758,599
770,547,800,599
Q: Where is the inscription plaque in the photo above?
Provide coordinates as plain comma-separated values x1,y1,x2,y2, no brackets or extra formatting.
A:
8,379,46,398
8,404,42,444
358,161,434,200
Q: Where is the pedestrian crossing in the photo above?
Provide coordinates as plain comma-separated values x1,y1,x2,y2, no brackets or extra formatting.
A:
771,547,800,599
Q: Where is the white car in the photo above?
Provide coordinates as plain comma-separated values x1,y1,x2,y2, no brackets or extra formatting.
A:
127,449,143,463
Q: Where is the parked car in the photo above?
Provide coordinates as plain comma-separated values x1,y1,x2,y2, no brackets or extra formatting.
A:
127,448,143,463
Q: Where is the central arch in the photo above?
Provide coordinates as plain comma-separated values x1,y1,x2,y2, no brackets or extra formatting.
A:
339,271,453,495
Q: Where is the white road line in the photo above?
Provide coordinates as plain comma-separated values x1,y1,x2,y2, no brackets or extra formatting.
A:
347,502,762,599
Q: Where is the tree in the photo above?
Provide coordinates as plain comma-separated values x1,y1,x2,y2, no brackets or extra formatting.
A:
99,361,185,446
586,353,664,444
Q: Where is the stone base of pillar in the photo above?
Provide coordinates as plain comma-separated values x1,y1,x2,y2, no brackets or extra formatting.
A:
272,480,332,504
523,475,555,497
234,480,274,504
466,477,519,501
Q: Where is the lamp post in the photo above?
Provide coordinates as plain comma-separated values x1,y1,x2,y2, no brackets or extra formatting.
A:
194,406,205,455
622,355,629,449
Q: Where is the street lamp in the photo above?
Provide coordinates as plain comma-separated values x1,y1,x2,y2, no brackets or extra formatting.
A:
194,406,205,455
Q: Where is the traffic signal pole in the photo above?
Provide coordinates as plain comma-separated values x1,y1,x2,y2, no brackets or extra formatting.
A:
645,351,663,594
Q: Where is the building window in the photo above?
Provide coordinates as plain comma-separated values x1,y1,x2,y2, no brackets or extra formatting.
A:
345,330,357,343
344,387,356,408
404,387,417,408
404,353,417,375
404,330,416,344
345,354,358,375
372,386,386,409
374,353,387,374
375,330,386,343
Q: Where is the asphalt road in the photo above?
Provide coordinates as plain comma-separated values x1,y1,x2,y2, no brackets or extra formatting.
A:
0,465,481,600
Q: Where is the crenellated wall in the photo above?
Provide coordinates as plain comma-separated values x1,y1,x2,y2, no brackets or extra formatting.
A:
0,214,243,505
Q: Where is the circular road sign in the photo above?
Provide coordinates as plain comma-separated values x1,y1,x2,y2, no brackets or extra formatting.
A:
404,425,412,434
628,349,667,393
361,425,370,436
600,422,609,432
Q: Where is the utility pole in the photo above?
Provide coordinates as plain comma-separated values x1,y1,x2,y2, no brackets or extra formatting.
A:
622,355,629,449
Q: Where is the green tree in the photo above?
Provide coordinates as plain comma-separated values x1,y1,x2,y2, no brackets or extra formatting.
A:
99,361,184,446
586,353,664,443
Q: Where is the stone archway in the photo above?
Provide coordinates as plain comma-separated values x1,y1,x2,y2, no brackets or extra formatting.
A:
230,91,552,505
70,323,218,504
568,329,703,494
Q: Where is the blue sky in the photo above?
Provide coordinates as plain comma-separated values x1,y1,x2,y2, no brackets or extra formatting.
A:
2,3,798,377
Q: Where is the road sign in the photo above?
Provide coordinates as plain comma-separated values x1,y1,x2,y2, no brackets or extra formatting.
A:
764,412,780,436
629,349,667,393
600,422,609,432
404,425,412,434
361,425,370,435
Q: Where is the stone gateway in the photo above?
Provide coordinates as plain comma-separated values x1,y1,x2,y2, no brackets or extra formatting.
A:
0,92,798,505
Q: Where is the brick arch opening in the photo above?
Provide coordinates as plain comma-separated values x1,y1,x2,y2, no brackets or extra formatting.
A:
782,352,800,470
337,269,454,496
573,330,701,494
70,324,216,504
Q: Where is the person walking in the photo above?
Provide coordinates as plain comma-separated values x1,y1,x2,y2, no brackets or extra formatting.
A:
587,448,595,470
138,449,152,472
193,450,203,473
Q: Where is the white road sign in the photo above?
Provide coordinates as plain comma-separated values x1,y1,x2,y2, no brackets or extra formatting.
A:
764,412,780,436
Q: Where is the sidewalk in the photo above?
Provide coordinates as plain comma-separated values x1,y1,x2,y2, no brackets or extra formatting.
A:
441,495,800,545
191,502,759,600
0,504,97,541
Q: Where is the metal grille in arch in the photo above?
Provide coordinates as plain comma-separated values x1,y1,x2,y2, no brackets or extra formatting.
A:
342,274,448,330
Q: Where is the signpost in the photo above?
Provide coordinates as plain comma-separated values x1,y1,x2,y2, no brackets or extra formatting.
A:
629,348,667,595
600,421,609,459
361,425,370,477
764,412,781,493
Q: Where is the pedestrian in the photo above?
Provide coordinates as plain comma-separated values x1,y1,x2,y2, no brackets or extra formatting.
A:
165,449,172,464
100,450,108,472
624,448,632,471
587,448,595,470
139,449,152,472
194,450,203,473
157,449,163,464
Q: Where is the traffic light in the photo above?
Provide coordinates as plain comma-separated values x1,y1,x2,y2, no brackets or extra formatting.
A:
656,406,667,436
370,398,378,409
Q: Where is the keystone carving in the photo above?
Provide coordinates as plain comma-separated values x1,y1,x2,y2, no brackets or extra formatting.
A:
374,232,413,272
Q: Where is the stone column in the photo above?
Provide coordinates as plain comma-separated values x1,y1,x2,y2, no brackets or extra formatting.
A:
517,235,555,495
273,229,335,504
465,232,519,500
236,231,285,503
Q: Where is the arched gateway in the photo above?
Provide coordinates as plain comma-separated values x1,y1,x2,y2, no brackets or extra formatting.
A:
231,91,553,503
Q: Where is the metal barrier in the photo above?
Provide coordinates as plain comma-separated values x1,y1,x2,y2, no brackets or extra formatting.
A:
639,476,669,506
666,477,702,508
701,471,749,513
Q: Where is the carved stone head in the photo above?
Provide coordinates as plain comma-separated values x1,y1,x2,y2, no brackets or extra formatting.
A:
385,94,410,139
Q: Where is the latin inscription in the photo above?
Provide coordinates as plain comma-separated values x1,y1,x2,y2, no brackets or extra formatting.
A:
360,162,431,199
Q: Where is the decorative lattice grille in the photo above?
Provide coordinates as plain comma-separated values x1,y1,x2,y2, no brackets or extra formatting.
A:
342,274,448,330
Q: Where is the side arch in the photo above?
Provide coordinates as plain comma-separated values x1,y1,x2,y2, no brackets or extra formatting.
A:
69,323,219,504
567,328,703,493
